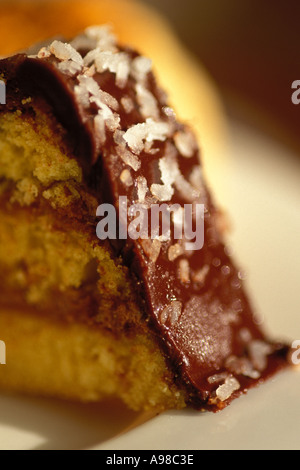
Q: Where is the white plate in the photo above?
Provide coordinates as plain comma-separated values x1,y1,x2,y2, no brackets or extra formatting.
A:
0,118,299,450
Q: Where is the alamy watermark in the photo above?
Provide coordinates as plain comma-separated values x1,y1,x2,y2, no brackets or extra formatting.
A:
0,340,6,365
291,340,300,365
0,80,6,105
96,197,204,251
291,80,300,105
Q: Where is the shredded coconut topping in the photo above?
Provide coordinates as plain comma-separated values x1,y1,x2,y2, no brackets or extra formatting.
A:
131,56,152,82
178,259,190,284
94,113,106,145
150,151,181,202
160,301,182,326
192,265,210,284
37,47,51,59
150,183,174,202
121,96,135,114
225,355,261,379
136,176,148,202
239,328,252,344
114,130,141,171
85,25,117,47
120,169,133,187
94,51,131,88
74,74,120,143
57,60,82,76
168,243,184,262
175,173,201,202
189,166,204,192
215,376,240,402
136,83,159,120
49,40,83,65
140,239,161,263
174,129,197,158
207,372,229,384
163,106,176,119
71,25,117,52
248,340,273,372
123,118,170,155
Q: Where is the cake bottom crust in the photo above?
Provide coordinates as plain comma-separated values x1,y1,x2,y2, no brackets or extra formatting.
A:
0,307,186,412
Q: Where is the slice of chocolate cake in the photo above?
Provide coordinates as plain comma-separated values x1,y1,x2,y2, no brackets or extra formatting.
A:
0,26,290,412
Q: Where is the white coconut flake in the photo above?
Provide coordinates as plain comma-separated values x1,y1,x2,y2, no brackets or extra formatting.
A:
159,153,181,187
220,311,240,326
103,110,120,132
150,151,181,202
70,34,97,52
75,75,99,108
70,25,117,52
189,166,204,191
75,74,121,136
94,113,106,144
145,143,161,155
121,96,135,114
248,340,273,372
172,206,184,230
120,169,133,187
155,143,202,202
175,173,201,202
94,51,131,88
123,118,170,155
77,74,100,97
37,47,51,59
160,301,182,326
163,106,176,119
239,327,252,344
136,83,159,120
207,372,229,384
84,25,117,51
98,88,119,111
131,56,152,82
216,376,240,402
57,60,82,76
168,243,184,262
178,259,190,284
136,176,148,202
174,129,197,158
117,147,141,172
83,48,100,67
140,239,161,263
114,131,141,172
225,355,261,379
192,264,210,284
49,40,83,65
150,183,174,202
94,105,118,141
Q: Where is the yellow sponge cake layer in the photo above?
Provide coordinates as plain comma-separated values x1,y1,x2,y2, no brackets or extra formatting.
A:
0,109,186,411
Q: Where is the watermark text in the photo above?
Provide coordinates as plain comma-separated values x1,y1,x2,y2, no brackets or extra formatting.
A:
291,80,300,105
291,340,300,365
0,340,6,365
0,80,6,105
96,197,204,251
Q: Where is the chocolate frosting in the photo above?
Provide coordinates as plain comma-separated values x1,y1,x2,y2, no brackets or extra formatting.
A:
0,29,290,410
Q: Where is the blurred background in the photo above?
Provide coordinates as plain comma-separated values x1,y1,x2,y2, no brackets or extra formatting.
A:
0,0,299,154
142,0,300,154
1,0,299,218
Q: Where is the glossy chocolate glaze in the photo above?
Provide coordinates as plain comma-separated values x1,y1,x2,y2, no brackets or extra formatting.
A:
0,34,290,411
